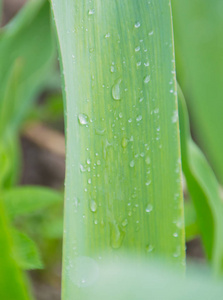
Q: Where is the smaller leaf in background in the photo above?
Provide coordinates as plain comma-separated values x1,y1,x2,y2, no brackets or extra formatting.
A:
0,134,21,189
0,0,55,190
0,58,22,135
2,186,63,219
0,201,31,300
178,84,223,274
0,0,55,132
2,186,63,271
12,230,43,270
172,0,223,184
184,201,199,242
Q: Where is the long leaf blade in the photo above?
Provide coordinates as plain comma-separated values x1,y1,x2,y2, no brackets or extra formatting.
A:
0,201,31,299
172,0,223,183
178,85,223,274
51,0,185,298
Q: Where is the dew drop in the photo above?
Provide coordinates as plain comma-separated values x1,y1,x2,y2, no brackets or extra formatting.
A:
110,223,125,249
130,160,135,168
176,218,183,229
110,65,115,73
73,197,80,209
145,156,151,165
135,46,140,52
121,137,128,148
90,199,97,212
121,219,128,227
172,110,178,123
136,115,143,122
146,244,154,253
145,203,153,212
80,164,86,173
134,21,141,28
112,79,122,100
78,114,89,126
88,9,95,15
144,75,150,83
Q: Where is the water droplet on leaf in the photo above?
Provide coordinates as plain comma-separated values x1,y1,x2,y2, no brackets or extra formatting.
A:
144,75,150,84
88,9,95,15
145,203,153,212
136,115,142,122
121,219,128,227
130,160,135,168
121,137,128,148
110,222,125,249
112,79,122,100
78,114,89,126
146,244,154,253
134,22,141,28
90,199,97,212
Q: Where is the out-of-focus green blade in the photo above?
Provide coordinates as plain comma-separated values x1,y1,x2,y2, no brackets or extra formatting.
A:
68,259,223,300
12,230,43,270
2,186,62,218
0,201,31,299
0,133,20,188
0,0,55,133
178,85,223,274
0,0,55,188
51,0,185,298
184,201,199,242
172,0,223,183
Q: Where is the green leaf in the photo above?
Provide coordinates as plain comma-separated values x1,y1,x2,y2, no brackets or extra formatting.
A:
0,0,55,189
51,0,185,298
184,201,199,242
0,201,31,299
172,0,223,183
178,84,223,274
2,186,63,218
12,230,43,270
54,258,223,300
42,217,63,239
0,0,55,134
0,133,21,189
